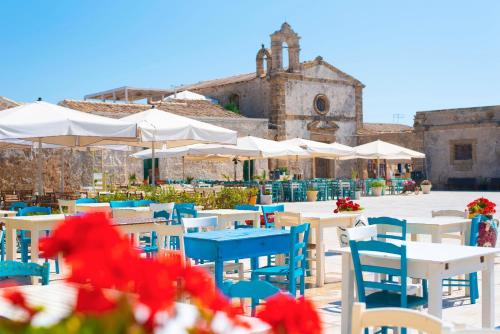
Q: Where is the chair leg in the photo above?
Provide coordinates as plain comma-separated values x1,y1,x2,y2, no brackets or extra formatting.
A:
288,274,297,297
469,272,478,304
300,275,305,296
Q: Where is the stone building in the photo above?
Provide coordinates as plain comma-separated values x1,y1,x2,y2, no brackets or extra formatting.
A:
173,22,364,178
414,105,500,189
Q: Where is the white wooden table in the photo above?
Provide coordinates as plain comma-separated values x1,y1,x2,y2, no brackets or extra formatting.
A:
335,241,499,334
112,206,151,219
4,215,162,262
379,216,470,243
197,209,261,230
0,283,269,333
0,210,17,217
75,202,110,213
297,212,361,287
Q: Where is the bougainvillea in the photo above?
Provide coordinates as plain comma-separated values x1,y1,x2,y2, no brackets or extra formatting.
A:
334,197,362,213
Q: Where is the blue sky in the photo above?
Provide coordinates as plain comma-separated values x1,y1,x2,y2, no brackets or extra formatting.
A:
1,0,499,125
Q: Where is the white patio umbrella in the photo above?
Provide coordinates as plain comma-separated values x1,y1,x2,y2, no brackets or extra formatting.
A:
96,107,237,185
0,100,138,193
280,137,354,178
346,139,425,178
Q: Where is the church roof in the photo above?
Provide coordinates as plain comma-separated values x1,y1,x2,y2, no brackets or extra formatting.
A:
358,123,413,134
59,99,245,119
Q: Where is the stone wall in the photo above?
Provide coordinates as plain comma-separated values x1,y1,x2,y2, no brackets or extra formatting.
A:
414,106,500,189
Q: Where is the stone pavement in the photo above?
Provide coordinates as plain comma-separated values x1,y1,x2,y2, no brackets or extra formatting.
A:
285,191,500,332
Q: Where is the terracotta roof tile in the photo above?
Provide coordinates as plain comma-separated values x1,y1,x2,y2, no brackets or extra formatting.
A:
59,99,245,119
358,123,413,134
178,73,257,91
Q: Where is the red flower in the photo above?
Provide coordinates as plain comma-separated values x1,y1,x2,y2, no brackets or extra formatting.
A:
3,289,39,318
74,286,117,314
257,293,321,334
334,198,363,213
467,197,496,216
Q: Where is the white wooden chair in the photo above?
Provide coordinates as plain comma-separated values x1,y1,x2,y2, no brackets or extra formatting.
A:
150,202,175,220
352,302,447,334
346,225,377,241
181,216,244,280
58,199,76,215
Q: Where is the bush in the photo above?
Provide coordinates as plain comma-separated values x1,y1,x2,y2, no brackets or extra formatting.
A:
371,180,386,188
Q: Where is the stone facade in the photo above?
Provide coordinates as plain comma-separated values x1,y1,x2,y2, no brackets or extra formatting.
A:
179,23,364,179
414,106,500,189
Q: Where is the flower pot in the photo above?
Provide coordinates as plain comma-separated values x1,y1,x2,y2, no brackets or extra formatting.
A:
421,184,432,194
354,191,361,200
372,186,383,197
248,195,257,205
260,194,273,205
306,190,318,202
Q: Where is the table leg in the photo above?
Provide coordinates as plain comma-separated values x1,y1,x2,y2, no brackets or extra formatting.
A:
341,253,354,334
31,229,39,263
252,213,260,229
427,273,443,319
315,225,325,287
6,226,16,260
482,258,495,328
214,258,224,289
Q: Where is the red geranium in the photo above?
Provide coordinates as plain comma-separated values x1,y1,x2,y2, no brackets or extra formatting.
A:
334,197,362,213
3,289,39,318
257,293,322,334
467,197,496,216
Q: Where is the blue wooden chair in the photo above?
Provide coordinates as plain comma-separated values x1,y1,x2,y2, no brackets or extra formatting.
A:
221,280,280,316
349,239,428,334
234,204,259,229
173,203,195,224
133,199,155,207
442,215,483,304
251,223,310,297
368,217,407,241
261,204,285,228
75,198,97,204
9,201,27,212
0,261,50,285
17,207,59,274
109,200,135,208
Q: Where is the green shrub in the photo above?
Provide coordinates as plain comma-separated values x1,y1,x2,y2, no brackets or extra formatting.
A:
370,180,386,188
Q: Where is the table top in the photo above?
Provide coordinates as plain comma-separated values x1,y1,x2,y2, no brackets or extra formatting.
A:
76,202,110,207
199,209,260,215
0,283,269,333
185,228,289,242
398,216,469,226
300,212,361,220
334,241,499,263
0,210,17,215
4,214,66,222
112,206,150,212
113,217,167,226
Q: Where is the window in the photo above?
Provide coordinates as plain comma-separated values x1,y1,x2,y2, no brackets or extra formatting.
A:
454,144,473,161
313,94,330,115
229,94,240,110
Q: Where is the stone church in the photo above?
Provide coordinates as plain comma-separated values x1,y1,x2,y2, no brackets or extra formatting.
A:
178,22,364,178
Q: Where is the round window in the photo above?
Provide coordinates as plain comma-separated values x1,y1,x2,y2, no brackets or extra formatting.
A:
313,94,329,115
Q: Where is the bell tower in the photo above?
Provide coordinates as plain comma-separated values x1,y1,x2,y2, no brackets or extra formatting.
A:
270,22,301,73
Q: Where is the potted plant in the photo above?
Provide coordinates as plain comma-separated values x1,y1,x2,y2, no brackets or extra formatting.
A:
247,187,259,205
185,176,194,185
260,188,273,204
354,185,362,200
420,180,432,194
370,180,385,196
306,185,319,202
402,179,416,193
334,197,363,213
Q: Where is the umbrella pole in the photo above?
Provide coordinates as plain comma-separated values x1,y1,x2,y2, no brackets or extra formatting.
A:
37,139,43,195
233,158,237,181
247,159,251,182
151,142,156,186
60,149,65,193
182,156,185,180
312,157,316,179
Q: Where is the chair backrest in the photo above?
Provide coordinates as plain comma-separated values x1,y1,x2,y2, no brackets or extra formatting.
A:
346,225,378,241
274,211,302,229
288,223,310,272
349,239,408,307
109,200,135,208
9,201,27,212
112,208,151,219
133,199,155,207
18,206,52,216
367,217,407,241
150,203,175,221
0,261,50,285
432,210,466,218
175,206,197,224
221,280,280,316
234,204,259,211
182,216,217,233
154,224,185,255
75,198,97,204
261,204,285,228
351,302,445,334
58,199,76,214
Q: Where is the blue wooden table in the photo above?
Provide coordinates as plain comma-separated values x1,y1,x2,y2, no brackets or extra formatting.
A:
184,228,290,288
